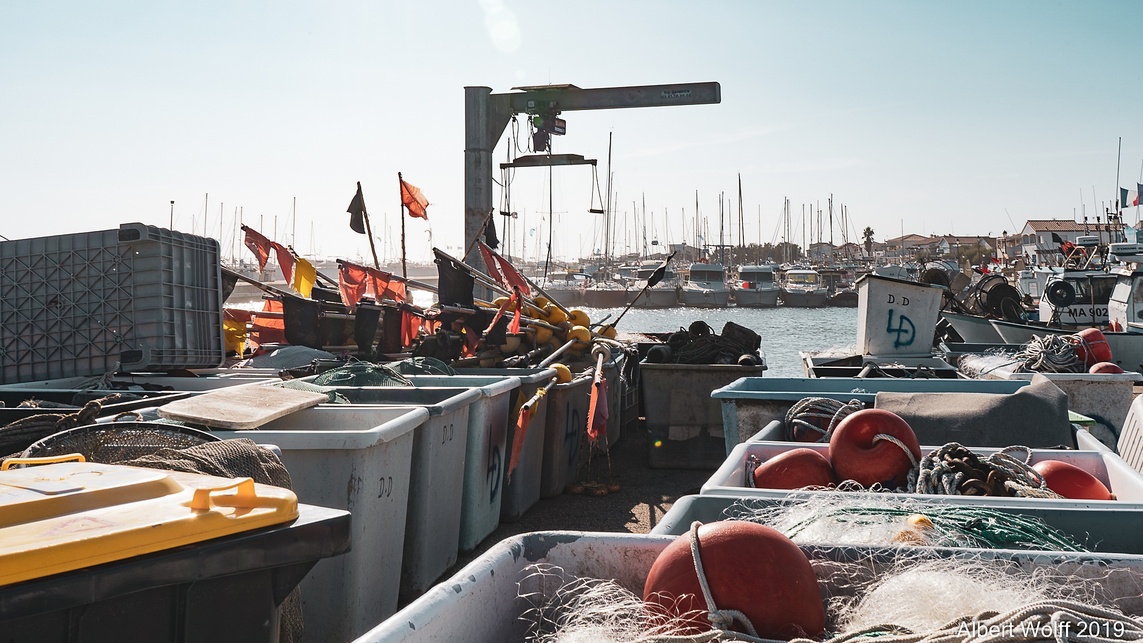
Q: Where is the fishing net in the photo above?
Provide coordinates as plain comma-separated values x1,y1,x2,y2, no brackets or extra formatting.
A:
518,537,1143,643
723,495,1085,552
0,395,120,460
18,421,220,463
390,356,459,375
308,361,413,387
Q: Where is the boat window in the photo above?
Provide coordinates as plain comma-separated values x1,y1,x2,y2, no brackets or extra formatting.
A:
1111,279,1133,304
1070,275,1117,303
787,273,820,285
691,270,723,281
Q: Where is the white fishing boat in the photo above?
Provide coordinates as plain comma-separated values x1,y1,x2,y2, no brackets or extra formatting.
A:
733,265,779,307
779,268,828,307
678,262,731,307
1039,269,1117,327
535,271,588,307
941,310,1006,343
631,259,681,308
583,277,631,308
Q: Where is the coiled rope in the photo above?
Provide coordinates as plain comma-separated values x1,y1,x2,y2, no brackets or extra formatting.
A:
1014,335,1081,373
784,398,865,442
911,443,1061,498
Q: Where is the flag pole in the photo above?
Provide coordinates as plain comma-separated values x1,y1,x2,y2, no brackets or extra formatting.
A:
399,172,408,280
356,181,381,270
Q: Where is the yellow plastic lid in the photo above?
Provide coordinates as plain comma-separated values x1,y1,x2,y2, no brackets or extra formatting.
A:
0,458,298,586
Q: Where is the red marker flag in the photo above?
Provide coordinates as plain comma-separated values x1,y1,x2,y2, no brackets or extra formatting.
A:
400,178,429,220
242,226,272,271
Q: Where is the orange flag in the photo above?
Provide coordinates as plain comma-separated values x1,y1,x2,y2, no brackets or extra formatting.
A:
338,262,369,311
586,377,609,445
400,177,429,219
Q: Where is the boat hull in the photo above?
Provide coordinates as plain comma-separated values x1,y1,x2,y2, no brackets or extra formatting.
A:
734,288,779,307
583,287,630,308
679,287,730,307
779,288,828,308
943,312,1005,344
538,286,585,307
632,286,680,308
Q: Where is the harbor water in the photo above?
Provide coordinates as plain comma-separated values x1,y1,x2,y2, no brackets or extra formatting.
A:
582,306,859,378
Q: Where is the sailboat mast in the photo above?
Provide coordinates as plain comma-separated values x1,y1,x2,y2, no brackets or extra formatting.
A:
737,173,744,265
603,132,613,273
828,194,834,264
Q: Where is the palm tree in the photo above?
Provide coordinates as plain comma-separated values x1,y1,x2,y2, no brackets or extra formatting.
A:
862,227,875,258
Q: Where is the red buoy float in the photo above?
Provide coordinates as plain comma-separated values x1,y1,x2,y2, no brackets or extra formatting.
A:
1033,459,1113,501
752,448,838,490
643,521,825,639
829,409,921,488
1073,328,1113,367
1089,361,1125,374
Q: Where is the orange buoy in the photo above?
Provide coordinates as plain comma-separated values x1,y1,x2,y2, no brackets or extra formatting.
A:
1033,459,1113,500
752,448,837,490
643,521,825,639
829,409,921,488
1089,361,1125,374
1073,328,1113,367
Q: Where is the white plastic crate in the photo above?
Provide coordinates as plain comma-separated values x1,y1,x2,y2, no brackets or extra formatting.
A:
353,530,1143,643
212,405,427,643
703,441,1143,508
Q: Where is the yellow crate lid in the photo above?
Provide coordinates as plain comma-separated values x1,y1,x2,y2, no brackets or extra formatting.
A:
0,456,298,586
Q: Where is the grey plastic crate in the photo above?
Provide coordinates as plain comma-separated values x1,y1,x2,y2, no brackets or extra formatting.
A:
641,362,767,469
0,223,225,383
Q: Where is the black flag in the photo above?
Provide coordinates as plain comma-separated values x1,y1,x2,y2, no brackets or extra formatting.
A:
647,251,677,288
434,249,475,308
485,214,500,250
347,182,367,234
1050,232,1064,245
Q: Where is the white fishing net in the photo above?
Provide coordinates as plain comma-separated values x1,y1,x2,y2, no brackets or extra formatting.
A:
518,536,1143,643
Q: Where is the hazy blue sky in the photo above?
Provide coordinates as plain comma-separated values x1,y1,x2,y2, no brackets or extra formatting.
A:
2,1,1140,266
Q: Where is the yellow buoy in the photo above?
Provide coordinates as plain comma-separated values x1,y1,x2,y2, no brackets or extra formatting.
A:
553,363,572,383
534,325,553,344
544,305,568,325
568,309,591,327
567,325,591,345
599,324,618,339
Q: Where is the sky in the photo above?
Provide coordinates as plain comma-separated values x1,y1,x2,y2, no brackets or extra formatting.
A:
2,1,1141,268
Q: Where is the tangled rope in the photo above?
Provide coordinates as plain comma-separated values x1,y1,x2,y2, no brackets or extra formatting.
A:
784,398,865,442
911,443,1061,498
1014,335,1081,373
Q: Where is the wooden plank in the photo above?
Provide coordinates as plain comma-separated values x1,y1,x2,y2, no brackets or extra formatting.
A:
156,385,327,430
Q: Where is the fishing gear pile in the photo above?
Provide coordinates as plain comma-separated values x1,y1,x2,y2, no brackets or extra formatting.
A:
644,320,764,366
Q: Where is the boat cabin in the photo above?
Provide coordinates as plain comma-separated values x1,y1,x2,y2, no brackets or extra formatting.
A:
737,265,775,289
687,263,727,285
1038,270,1117,326
784,269,823,289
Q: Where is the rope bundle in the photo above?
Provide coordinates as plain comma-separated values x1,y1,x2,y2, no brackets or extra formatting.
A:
1014,335,1081,373
911,443,1061,499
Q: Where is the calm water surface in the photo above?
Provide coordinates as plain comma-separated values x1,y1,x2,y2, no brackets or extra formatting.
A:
579,306,859,378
